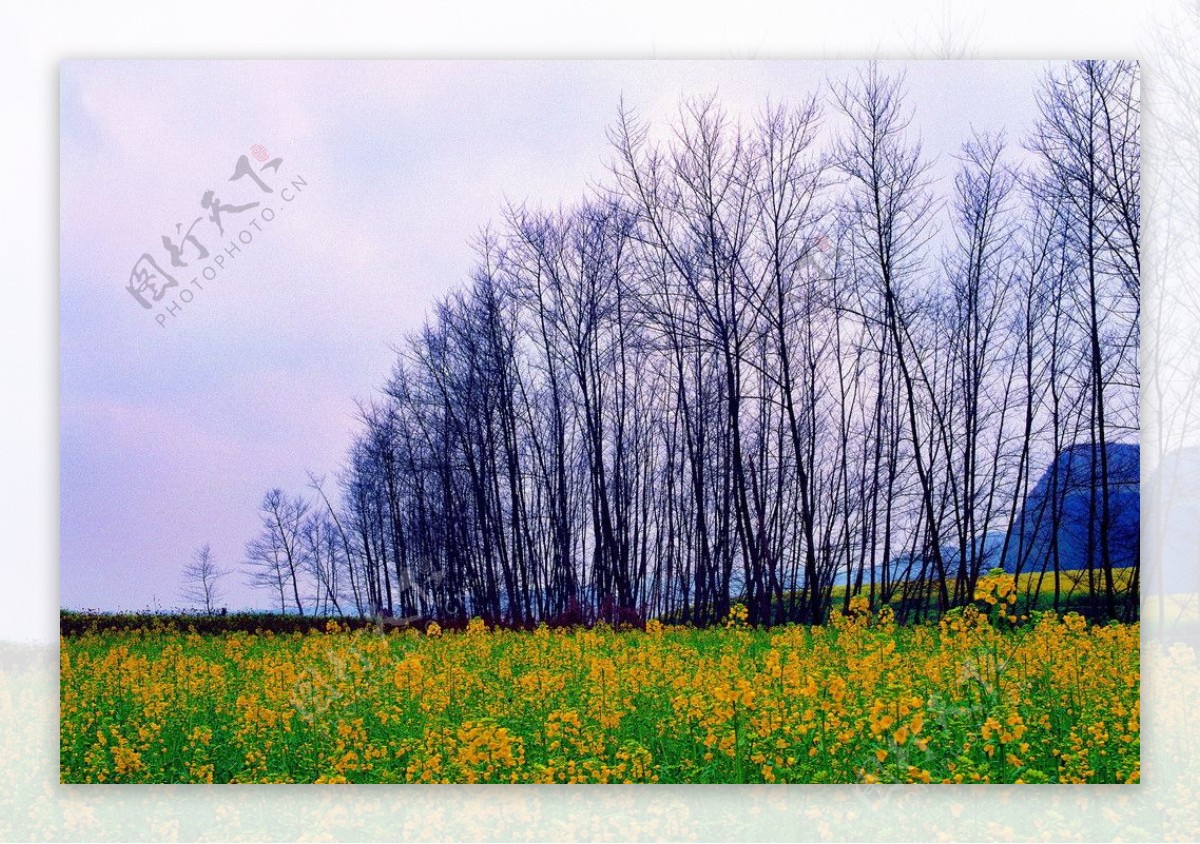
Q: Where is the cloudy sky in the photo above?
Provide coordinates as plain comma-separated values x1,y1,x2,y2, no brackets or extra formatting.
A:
60,60,1049,611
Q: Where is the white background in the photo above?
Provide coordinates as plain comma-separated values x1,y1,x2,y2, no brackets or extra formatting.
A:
4,0,1197,840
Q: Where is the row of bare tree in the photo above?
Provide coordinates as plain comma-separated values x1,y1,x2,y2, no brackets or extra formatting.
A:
243,61,1140,625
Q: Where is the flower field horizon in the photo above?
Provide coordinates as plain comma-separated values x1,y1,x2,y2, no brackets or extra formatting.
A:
60,588,1139,785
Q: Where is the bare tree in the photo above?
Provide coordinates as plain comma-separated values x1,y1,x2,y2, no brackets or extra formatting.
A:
181,543,229,615
246,489,310,615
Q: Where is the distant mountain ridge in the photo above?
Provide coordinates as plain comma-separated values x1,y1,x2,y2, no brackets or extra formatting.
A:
879,443,1139,582
1001,442,1140,574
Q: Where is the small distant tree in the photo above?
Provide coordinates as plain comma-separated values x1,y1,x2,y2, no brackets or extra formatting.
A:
245,489,310,615
182,543,229,614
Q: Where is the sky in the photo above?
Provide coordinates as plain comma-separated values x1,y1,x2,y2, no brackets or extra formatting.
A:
60,59,1050,612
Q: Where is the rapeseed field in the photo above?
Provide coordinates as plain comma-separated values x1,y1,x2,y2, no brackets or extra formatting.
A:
60,575,1139,784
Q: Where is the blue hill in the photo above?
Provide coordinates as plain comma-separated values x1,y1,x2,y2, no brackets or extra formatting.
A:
1001,442,1139,574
